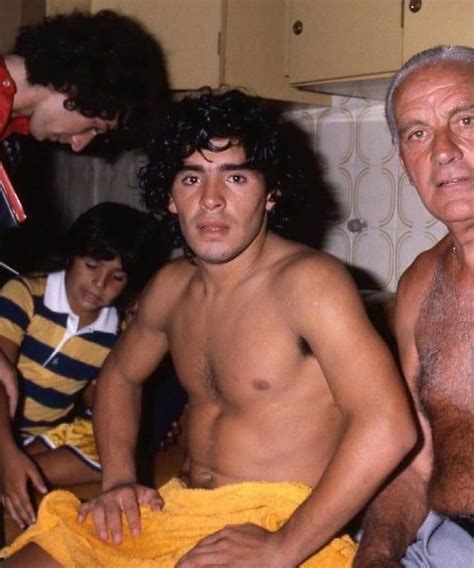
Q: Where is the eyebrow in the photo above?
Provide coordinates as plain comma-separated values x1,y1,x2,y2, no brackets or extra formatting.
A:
449,103,474,116
178,161,253,172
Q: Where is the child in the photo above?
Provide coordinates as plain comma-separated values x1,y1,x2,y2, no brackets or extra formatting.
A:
0,202,163,530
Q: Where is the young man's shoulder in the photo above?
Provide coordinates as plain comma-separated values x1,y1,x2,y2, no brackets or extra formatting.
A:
269,236,357,299
147,256,197,297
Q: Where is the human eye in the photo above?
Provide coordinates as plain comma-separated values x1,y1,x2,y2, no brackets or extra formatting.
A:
407,129,426,142
113,272,127,283
450,111,474,138
458,115,474,133
180,174,200,186
84,257,98,269
228,173,247,184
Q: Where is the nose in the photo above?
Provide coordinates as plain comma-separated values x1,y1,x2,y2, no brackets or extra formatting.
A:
69,130,98,152
431,127,463,165
200,178,225,211
92,270,106,290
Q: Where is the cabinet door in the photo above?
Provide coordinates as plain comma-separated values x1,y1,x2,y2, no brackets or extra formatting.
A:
91,0,224,90
403,0,474,61
288,0,403,86
224,0,330,105
0,0,22,53
0,0,89,53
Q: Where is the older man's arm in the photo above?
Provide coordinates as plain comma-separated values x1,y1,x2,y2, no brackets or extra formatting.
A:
354,265,433,567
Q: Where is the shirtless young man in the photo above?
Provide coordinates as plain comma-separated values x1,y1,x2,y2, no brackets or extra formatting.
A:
2,90,415,567
354,46,474,568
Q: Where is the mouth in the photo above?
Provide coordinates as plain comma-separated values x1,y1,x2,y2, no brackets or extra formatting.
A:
436,176,472,188
83,291,102,306
197,222,229,234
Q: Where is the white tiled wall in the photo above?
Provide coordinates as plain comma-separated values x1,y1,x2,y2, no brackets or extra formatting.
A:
52,95,447,292
285,96,447,292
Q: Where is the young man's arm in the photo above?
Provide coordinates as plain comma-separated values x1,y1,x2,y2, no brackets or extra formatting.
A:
177,255,416,567
353,264,433,566
78,268,176,543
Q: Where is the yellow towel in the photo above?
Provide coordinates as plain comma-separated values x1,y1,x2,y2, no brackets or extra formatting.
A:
1,478,356,567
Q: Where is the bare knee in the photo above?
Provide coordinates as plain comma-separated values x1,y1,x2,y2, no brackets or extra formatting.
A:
2,543,63,567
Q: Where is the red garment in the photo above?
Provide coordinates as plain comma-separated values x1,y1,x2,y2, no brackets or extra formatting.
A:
0,56,29,140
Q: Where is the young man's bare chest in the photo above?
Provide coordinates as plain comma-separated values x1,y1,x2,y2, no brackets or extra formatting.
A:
165,279,322,404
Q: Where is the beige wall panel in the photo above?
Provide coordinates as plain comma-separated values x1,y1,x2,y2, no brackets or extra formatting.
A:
288,0,403,85
91,0,224,90
0,0,22,53
403,0,474,60
45,0,90,15
224,0,330,105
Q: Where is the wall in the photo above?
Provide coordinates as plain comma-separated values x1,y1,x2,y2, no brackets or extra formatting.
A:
51,94,447,293
51,148,145,225
285,95,447,292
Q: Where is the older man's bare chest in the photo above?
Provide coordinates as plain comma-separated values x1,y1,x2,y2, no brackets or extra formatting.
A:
416,262,472,407
415,260,473,513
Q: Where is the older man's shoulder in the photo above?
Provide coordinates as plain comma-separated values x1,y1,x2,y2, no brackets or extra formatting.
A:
398,234,451,304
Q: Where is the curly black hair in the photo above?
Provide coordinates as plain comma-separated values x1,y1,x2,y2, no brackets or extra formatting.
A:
14,10,170,146
139,89,307,253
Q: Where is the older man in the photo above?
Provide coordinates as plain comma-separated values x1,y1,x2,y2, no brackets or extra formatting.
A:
355,45,474,567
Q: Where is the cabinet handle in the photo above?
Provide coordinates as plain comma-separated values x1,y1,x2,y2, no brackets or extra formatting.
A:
408,0,422,13
293,20,303,35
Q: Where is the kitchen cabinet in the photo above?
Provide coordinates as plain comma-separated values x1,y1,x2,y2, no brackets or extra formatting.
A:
92,0,224,91
0,1,94,53
91,0,330,104
0,1,23,53
403,0,474,60
288,0,474,93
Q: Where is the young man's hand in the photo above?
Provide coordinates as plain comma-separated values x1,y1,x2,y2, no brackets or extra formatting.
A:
0,353,19,418
0,446,47,528
175,523,295,568
77,482,164,544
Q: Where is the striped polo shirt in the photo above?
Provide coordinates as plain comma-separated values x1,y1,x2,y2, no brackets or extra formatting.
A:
0,271,119,435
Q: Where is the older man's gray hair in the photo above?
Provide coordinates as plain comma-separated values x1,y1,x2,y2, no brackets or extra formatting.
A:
385,45,474,144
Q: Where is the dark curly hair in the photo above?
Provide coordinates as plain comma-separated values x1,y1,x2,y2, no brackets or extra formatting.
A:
139,89,307,253
14,10,170,146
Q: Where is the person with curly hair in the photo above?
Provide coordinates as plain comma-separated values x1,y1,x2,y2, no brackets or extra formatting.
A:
0,9,169,151
1,90,415,567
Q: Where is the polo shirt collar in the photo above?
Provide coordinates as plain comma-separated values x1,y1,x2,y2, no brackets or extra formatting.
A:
44,270,118,334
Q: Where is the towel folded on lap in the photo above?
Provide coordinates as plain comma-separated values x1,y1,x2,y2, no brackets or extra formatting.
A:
0,477,356,567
